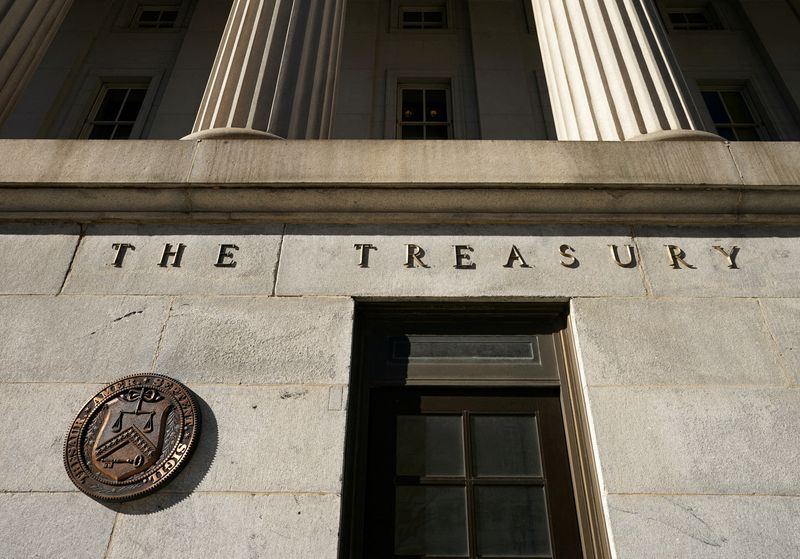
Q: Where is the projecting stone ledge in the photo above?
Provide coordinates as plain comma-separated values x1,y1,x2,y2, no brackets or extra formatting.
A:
0,140,797,225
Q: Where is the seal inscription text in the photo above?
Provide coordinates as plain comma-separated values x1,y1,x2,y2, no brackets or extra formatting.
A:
63,374,200,501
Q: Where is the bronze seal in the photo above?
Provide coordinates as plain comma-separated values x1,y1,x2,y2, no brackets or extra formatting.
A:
63,374,200,501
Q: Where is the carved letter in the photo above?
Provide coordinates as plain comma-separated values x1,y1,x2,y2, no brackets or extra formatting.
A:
111,243,135,268
214,244,239,268
665,245,696,269
559,244,578,268
159,243,186,267
453,245,476,269
405,244,430,268
503,245,530,268
712,245,740,269
354,243,377,268
609,244,637,268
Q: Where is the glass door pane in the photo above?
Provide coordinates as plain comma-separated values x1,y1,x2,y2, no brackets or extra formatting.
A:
471,415,543,477
475,486,552,557
397,415,465,476
395,486,469,555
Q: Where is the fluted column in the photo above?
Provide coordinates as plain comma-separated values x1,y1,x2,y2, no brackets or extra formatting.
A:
186,0,346,140
530,0,721,141
0,0,74,125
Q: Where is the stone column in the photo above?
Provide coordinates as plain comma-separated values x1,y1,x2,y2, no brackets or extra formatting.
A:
186,0,346,140
530,0,721,141
0,0,74,125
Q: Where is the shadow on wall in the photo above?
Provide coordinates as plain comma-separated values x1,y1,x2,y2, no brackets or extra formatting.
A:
102,391,218,514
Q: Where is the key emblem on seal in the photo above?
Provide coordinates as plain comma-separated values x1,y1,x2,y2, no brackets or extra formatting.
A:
64,374,200,501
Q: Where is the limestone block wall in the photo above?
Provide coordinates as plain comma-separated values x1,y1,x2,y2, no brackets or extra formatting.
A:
0,224,351,557
1,221,799,558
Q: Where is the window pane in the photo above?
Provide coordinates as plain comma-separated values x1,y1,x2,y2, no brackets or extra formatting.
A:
160,10,178,23
395,486,468,555
95,89,127,121
426,89,447,122
401,89,423,121
424,10,444,27
112,124,133,139
733,127,760,141
425,125,448,139
119,89,146,121
702,91,729,124
668,13,686,25
138,10,159,22
720,91,754,124
401,125,424,139
471,415,542,477
88,124,115,139
715,126,736,141
396,415,464,476
686,12,709,25
402,10,422,23
476,486,552,557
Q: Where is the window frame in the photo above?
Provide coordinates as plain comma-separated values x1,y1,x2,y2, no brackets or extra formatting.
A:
340,303,610,559
390,0,455,33
131,5,182,30
399,6,447,30
78,80,152,140
111,0,189,32
396,84,453,140
657,1,725,32
385,73,465,139
697,82,773,141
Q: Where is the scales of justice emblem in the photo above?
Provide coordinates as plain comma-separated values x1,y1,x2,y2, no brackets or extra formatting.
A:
64,374,200,501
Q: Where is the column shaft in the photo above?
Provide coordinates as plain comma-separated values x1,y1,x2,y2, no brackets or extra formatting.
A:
0,0,74,125
189,0,346,140
530,0,719,141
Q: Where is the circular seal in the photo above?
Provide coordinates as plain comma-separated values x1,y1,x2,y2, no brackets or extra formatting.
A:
63,374,200,501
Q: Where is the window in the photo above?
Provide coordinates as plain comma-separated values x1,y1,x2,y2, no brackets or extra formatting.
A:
342,305,608,559
701,87,765,140
398,86,451,139
80,83,149,139
400,6,446,29
391,0,450,31
133,6,179,29
665,7,720,30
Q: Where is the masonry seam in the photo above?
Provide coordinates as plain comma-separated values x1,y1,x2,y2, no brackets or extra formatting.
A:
629,225,653,297
183,140,202,214
102,512,120,559
755,297,795,386
725,141,746,218
270,224,287,297
150,296,176,373
57,223,85,295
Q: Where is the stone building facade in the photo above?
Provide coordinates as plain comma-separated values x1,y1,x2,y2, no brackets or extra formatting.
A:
0,0,799,558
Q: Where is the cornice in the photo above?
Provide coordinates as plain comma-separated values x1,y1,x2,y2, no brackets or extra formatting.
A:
0,140,797,225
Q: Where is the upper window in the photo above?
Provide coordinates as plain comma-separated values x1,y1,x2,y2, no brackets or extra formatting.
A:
398,85,451,139
658,0,723,31
133,6,179,29
391,0,450,31
400,6,447,29
665,7,720,30
701,87,766,140
80,83,149,139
